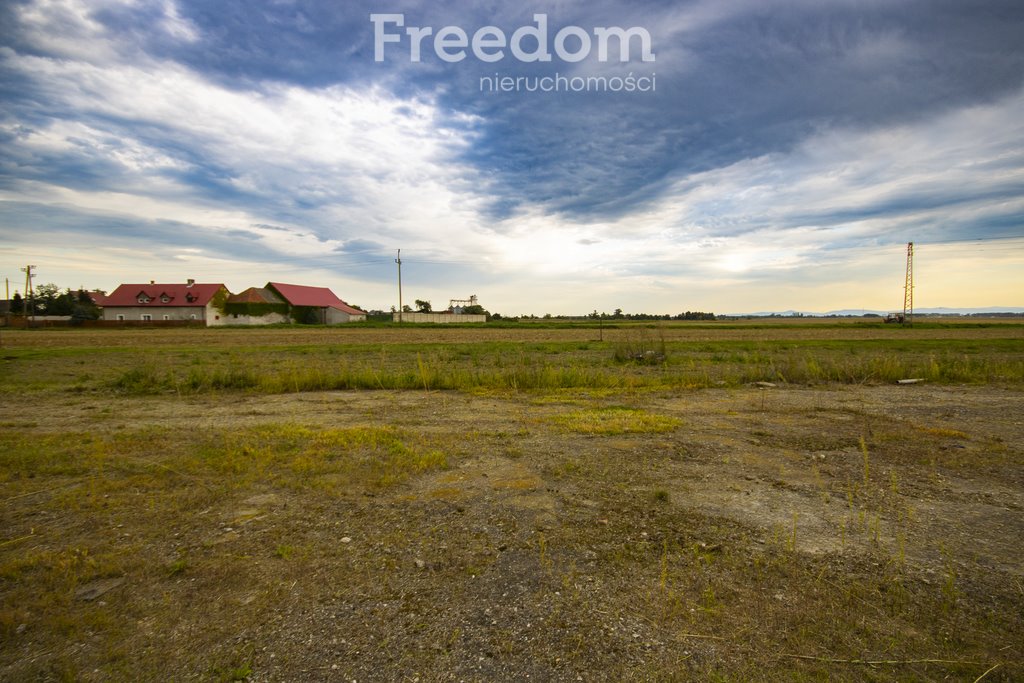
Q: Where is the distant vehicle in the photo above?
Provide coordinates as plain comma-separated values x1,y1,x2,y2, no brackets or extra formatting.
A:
885,312,906,324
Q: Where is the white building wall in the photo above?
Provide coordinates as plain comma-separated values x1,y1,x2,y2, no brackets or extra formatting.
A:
103,306,208,323
223,312,291,326
326,307,366,324
205,302,227,327
391,312,486,324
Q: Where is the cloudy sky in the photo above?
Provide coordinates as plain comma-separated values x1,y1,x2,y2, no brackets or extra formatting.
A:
1,0,1022,315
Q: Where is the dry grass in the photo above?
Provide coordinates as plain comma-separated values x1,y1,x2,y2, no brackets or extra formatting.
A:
550,407,682,435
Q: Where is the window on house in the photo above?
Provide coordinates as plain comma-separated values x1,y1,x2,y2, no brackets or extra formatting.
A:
161,296,170,303
137,296,150,304
163,315,169,320
116,314,125,321
190,314,197,320
142,314,152,321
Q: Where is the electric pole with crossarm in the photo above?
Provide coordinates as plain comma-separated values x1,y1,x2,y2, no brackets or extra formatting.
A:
395,249,403,323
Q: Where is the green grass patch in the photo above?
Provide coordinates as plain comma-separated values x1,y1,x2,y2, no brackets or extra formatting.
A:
551,407,682,435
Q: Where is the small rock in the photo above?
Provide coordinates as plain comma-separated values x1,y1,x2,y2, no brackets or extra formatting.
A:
414,559,426,569
341,537,352,544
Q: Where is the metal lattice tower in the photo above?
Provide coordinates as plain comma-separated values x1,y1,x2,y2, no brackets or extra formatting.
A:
902,242,914,326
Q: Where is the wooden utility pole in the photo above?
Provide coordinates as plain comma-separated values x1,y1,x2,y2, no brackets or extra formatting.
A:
395,249,403,323
21,265,35,329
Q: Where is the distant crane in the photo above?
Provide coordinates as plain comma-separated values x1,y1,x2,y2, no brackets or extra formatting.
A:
449,294,478,311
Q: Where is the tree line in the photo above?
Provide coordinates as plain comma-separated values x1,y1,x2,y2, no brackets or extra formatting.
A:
7,284,101,321
587,309,716,321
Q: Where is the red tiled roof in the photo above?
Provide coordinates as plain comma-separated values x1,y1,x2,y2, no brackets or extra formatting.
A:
103,283,225,307
227,287,284,305
267,282,365,315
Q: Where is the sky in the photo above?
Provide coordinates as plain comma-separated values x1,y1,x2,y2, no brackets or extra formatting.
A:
1,0,1023,316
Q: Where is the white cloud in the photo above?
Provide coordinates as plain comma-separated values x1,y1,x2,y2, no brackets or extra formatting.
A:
1,41,495,259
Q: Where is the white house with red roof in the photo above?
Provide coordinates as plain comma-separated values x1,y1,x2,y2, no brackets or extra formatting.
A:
101,280,229,326
266,282,366,323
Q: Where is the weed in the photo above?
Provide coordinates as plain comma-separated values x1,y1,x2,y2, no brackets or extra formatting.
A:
166,556,188,577
613,329,668,365
789,512,798,552
940,545,960,612
211,661,253,682
700,586,719,614
537,533,550,571
859,436,870,486
660,539,669,589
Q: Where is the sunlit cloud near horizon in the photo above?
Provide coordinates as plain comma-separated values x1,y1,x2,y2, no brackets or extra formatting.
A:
2,0,1022,315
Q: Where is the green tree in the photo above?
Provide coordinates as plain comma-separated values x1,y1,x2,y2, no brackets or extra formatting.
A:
414,299,432,313
32,283,62,314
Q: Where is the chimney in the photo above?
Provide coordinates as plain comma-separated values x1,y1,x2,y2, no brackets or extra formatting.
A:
187,279,195,288
150,280,155,285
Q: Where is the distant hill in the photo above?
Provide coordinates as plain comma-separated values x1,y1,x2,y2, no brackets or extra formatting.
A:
724,307,1024,317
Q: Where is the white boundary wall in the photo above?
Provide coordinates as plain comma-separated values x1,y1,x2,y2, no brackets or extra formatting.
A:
392,312,486,324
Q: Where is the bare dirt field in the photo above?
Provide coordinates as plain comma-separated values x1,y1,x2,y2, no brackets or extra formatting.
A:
1,323,1022,681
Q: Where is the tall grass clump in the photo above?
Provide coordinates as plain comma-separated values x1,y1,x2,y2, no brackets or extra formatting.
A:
613,329,668,365
733,349,1024,386
111,366,172,393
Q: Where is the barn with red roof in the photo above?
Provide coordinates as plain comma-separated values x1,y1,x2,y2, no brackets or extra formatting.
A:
266,282,366,323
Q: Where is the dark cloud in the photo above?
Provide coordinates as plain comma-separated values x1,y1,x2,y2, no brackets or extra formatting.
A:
430,0,1024,220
